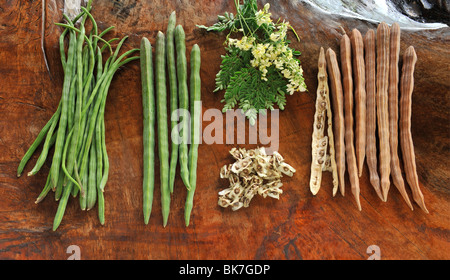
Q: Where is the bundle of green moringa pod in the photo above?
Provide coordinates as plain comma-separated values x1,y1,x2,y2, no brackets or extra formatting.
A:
17,1,139,230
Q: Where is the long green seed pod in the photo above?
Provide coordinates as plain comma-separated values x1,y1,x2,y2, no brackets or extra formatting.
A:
17,100,61,177
86,137,97,210
185,44,201,227
174,25,191,191
156,32,171,227
167,11,178,194
49,30,77,189
140,37,156,225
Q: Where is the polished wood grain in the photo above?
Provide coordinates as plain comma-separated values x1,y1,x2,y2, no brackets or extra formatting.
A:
0,0,449,260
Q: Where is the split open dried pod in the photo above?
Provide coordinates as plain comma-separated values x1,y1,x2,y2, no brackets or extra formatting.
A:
310,47,338,196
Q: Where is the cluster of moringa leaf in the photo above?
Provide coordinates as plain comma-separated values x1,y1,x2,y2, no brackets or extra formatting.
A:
198,0,307,125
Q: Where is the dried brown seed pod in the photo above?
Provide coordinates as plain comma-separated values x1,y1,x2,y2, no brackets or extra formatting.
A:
389,23,414,210
341,33,362,210
326,48,346,197
364,29,384,201
376,22,391,202
350,28,366,178
400,46,429,213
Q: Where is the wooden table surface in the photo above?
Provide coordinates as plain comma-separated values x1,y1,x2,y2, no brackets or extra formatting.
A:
0,0,449,260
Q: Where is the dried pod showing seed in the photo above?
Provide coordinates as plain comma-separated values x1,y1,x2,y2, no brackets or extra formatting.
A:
310,47,339,196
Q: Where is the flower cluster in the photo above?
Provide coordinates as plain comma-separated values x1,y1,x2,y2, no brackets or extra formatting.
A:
198,0,308,124
255,3,272,26
226,5,306,95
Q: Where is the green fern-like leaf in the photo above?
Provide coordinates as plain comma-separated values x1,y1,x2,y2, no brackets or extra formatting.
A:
197,11,235,32
222,65,287,123
214,47,249,92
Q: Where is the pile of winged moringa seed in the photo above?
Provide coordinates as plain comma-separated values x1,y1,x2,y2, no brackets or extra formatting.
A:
218,147,296,211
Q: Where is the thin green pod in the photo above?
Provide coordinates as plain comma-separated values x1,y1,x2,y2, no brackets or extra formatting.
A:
54,167,65,201
95,119,103,190
19,101,61,177
96,46,104,81
61,129,83,193
167,11,178,194
95,48,104,192
49,30,77,189
82,46,89,81
99,118,109,192
67,71,76,131
166,11,179,193
87,137,97,210
140,37,156,225
66,25,85,182
84,54,140,195
79,162,88,210
35,172,52,204
94,66,124,193
58,7,90,72
95,118,103,218
29,72,74,177
77,68,112,190
185,44,201,227
53,184,72,231
72,100,92,198
97,185,105,225
100,38,119,54
174,25,191,191
156,31,171,227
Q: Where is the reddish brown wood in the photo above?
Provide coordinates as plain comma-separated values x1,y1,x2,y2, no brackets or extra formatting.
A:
0,0,449,260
